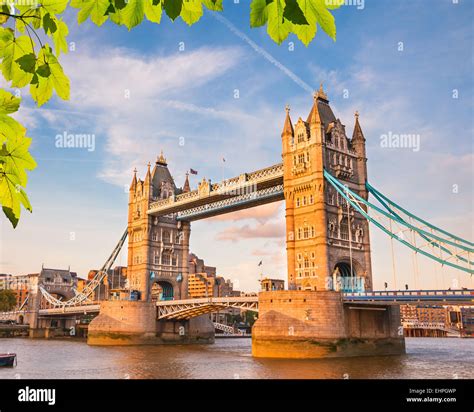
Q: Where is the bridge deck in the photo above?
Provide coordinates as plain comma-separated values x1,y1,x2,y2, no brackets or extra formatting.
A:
147,163,283,220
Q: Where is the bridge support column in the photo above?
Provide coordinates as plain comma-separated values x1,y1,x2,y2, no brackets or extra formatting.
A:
87,301,215,345
88,301,158,345
252,291,405,359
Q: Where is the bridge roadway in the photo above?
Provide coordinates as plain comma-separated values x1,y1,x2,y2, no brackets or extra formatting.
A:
147,163,284,220
3,289,467,320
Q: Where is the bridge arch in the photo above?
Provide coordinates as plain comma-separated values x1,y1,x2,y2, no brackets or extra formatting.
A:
151,280,176,301
333,258,365,292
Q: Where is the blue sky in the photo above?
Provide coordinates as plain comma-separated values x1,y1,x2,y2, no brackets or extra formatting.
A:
1,0,473,292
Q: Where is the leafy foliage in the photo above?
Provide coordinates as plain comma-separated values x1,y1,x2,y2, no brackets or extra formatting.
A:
0,0,340,227
0,289,17,311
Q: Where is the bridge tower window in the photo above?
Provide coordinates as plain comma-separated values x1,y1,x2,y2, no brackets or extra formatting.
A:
162,230,171,244
161,252,171,265
303,227,309,239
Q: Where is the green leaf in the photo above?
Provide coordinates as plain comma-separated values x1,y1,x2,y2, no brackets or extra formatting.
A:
180,0,203,26
0,159,34,229
284,0,308,25
41,0,69,15
163,0,182,21
250,0,271,28
1,35,35,88
36,64,51,78
311,0,336,40
144,0,163,23
52,18,69,56
267,0,291,44
0,132,36,187
74,0,110,26
122,0,145,29
15,53,37,74
202,0,223,11
43,12,58,35
293,0,317,46
0,90,20,115
0,114,25,145
0,28,14,58
30,46,70,106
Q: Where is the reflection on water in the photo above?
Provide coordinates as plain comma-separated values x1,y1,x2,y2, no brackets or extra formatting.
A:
0,337,472,379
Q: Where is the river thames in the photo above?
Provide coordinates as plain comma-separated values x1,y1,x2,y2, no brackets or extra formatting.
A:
0,337,473,379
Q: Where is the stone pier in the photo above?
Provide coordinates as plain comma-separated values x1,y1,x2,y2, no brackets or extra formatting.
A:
87,300,214,346
252,291,405,359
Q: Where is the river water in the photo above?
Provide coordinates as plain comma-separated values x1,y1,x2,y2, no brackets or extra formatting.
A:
0,337,472,379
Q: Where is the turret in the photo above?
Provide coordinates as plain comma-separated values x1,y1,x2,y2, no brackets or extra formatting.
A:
183,172,190,193
281,104,294,154
351,111,368,199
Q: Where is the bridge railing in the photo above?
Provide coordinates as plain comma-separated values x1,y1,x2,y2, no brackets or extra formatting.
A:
344,289,473,297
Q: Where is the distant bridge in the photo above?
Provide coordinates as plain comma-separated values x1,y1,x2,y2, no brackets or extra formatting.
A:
2,290,472,321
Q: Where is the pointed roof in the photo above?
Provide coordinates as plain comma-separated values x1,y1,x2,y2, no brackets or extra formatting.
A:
144,162,151,185
183,172,190,193
151,151,176,197
129,167,137,190
352,111,365,142
307,92,322,125
307,83,336,126
281,104,294,136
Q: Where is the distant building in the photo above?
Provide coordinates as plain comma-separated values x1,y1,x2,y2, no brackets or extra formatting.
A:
0,273,13,290
187,253,236,298
400,304,474,338
260,277,285,292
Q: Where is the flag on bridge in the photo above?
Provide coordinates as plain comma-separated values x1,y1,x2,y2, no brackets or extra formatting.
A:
190,168,198,175
258,260,263,267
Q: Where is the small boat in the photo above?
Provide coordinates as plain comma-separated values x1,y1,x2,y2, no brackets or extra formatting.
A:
0,353,17,367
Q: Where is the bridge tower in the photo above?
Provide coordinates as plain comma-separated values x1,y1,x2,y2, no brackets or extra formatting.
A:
88,153,214,345
252,87,404,359
282,86,372,292
127,152,190,302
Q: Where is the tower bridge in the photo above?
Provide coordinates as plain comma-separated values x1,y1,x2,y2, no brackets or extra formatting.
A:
12,85,473,358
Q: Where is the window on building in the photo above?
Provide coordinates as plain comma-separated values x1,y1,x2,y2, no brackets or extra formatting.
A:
311,226,315,237
162,230,171,243
152,231,158,241
172,255,177,266
296,198,300,207
310,194,314,204
303,196,307,206
303,227,309,239
162,253,171,265
298,153,305,163
298,228,302,239
298,132,305,143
